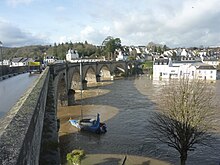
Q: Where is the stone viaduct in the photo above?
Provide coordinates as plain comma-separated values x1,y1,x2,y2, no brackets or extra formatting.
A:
0,60,135,165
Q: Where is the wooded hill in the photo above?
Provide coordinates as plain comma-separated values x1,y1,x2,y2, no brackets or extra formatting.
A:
2,41,102,60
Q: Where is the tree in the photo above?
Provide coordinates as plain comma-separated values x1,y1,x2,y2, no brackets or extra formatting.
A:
163,45,167,52
153,46,157,53
102,36,121,60
53,42,58,57
157,46,162,54
149,78,216,165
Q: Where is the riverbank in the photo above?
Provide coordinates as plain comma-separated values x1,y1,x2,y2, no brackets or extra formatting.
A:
58,80,171,165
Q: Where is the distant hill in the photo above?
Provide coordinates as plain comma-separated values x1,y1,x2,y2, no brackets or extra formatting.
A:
1,42,101,60
2,45,51,60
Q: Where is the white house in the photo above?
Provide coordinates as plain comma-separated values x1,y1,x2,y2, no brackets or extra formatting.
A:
195,64,217,80
66,49,79,62
3,60,10,66
116,50,128,61
153,57,217,81
10,57,23,67
135,47,141,54
202,57,219,67
180,48,188,56
44,55,57,64
153,58,171,79
10,57,33,67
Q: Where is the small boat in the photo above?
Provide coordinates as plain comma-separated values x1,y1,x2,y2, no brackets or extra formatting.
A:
69,113,107,134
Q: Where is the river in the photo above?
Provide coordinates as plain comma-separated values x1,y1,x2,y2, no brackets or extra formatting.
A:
59,75,220,165
0,73,39,119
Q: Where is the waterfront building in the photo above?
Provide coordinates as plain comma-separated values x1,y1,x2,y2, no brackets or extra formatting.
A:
153,57,217,80
202,57,219,67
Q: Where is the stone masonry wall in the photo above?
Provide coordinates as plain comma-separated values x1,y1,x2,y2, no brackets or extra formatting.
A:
0,68,50,165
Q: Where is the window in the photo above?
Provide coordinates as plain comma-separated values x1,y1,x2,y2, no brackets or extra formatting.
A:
180,71,182,76
192,71,194,76
210,71,213,74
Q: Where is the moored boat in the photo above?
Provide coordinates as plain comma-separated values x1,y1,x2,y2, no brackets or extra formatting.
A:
69,113,107,134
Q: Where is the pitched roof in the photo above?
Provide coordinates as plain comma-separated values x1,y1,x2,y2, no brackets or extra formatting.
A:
11,57,23,62
197,65,216,70
203,57,218,61
154,58,169,65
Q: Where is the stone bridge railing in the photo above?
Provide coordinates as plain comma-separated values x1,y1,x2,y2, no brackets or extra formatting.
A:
0,68,50,165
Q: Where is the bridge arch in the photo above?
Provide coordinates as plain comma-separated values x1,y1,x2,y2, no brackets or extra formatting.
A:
68,67,80,90
112,63,126,76
98,65,111,81
84,66,96,83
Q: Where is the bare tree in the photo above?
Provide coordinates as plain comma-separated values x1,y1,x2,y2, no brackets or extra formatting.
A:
149,78,216,165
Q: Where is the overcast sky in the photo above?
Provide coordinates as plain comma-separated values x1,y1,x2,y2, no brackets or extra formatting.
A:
0,0,220,48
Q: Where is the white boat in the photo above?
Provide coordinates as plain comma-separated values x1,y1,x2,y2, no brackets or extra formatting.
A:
69,113,107,134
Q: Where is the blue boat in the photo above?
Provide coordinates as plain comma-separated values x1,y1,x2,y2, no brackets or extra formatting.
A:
69,113,107,134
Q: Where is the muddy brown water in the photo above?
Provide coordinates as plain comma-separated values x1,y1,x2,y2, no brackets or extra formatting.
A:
58,75,220,165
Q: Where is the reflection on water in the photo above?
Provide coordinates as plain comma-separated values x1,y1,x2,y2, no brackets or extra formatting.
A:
0,73,39,119
59,75,220,165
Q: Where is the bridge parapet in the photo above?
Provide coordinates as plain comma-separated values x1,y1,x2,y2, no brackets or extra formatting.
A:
0,68,50,165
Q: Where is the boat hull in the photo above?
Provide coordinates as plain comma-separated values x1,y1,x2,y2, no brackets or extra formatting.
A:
69,114,107,134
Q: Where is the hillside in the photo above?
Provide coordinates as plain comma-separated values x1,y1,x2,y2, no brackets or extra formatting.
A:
1,42,101,60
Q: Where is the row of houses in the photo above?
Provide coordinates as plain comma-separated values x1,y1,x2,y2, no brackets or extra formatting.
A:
1,56,60,67
153,56,219,81
111,46,219,81
1,57,34,67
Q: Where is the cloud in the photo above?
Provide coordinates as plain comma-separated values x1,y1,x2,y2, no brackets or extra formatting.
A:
6,0,33,7
0,20,48,47
79,26,106,44
2,0,220,47
98,0,220,47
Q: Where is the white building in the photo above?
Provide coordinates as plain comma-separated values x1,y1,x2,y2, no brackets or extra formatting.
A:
44,55,57,64
153,58,217,81
116,51,128,61
202,58,219,67
66,49,79,62
10,57,33,67
3,60,10,66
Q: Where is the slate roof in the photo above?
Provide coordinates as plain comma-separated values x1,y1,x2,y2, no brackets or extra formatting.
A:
154,58,169,65
11,57,23,62
197,65,216,70
203,57,218,61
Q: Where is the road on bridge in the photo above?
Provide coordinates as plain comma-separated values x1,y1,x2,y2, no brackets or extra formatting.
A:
0,73,39,119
